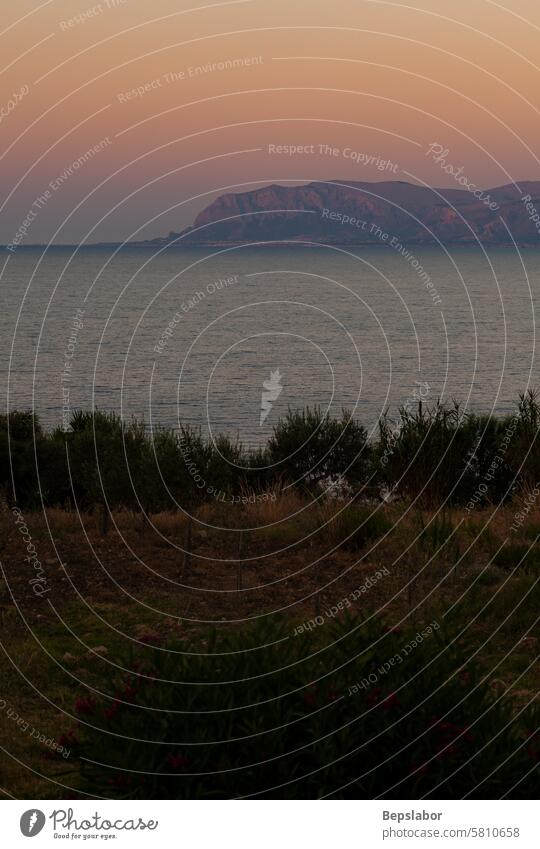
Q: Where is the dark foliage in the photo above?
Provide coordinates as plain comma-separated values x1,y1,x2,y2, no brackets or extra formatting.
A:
70,615,539,799
2,393,540,513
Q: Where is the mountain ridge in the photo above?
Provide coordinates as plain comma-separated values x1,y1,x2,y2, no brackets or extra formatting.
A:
140,179,540,247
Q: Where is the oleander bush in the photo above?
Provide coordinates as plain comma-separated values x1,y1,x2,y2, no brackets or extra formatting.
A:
69,615,539,799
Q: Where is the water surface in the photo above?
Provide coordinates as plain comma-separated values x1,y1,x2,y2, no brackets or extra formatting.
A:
2,244,537,446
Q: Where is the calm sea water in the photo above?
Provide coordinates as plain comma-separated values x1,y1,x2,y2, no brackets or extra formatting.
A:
1,244,538,447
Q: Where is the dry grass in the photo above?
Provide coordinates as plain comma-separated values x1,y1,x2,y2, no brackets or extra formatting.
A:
0,496,538,798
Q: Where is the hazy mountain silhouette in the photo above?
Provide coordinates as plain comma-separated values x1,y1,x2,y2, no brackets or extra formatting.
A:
141,180,540,247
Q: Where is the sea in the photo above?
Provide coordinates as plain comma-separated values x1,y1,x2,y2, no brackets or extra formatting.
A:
1,244,538,447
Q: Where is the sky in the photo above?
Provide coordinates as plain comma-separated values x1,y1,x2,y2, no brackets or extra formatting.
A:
2,0,540,244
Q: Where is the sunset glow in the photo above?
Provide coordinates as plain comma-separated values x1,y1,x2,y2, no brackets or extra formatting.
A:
2,0,540,243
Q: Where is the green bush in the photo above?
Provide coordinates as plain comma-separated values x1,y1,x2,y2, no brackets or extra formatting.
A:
65,412,136,522
378,403,517,508
0,410,42,441
0,412,42,507
267,407,370,492
69,615,539,799
326,504,392,551
506,391,540,490
2,394,540,512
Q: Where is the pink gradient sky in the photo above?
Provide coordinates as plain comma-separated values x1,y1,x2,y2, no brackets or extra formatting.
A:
2,0,540,243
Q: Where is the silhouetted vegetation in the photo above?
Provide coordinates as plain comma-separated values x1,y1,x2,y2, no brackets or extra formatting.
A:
2,393,540,523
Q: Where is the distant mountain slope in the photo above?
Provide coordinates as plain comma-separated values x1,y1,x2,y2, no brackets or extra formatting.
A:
142,180,540,247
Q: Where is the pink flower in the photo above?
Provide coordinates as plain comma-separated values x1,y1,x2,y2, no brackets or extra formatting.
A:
525,731,538,761
366,687,383,706
303,689,316,707
106,774,131,787
58,731,79,748
104,703,120,721
74,696,96,715
166,753,189,770
382,692,398,710
139,632,164,645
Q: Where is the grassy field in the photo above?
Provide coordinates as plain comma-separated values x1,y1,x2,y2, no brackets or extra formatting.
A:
0,498,537,798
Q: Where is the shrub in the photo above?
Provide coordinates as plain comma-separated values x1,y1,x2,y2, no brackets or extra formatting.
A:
204,432,245,497
34,434,72,508
72,615,539,799
267,407,370,492
0,412,42,507
2,394,540,514
506,391,540,490
0,410,41,441
65,412,135,521
322,503,392,551
377,403,516,508
417,512,458,558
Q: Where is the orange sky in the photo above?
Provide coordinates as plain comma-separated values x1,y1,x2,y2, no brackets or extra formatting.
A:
2,0,540,243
